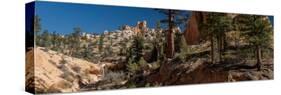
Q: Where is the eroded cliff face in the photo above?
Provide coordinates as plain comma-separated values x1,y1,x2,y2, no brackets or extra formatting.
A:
26,47,103,94
184,12,200,45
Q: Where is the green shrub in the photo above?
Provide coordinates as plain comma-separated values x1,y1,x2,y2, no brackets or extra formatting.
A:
103,71,125,83
127,62,140,74
127,82,137,88
145,83,151,87
151,60,161,70
138,57,147,69
126,58,140,74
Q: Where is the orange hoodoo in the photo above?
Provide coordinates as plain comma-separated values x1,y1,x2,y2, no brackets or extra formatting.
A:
134,21,147,33
184,12,202,45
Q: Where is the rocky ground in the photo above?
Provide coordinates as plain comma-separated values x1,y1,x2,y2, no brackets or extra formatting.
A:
26,47,103,93
26,46,273,94
146,58,273,86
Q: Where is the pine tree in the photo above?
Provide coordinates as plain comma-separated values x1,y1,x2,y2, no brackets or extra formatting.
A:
34,15,42,46
69,27,82,56
98,34,104,53
51,31,58,49
213,13,232,63
234,15,273,70
201,13,232,63
174,31,182,53
157,9,189,58
129,35,144,63
41,30,51,48
81,45,92,61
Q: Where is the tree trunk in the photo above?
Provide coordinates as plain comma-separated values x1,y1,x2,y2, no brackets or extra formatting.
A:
220,34,225,62
166,29,174,58
166,10,175,58
221,34,226,51
217,36,221,63
69,48,73,57
256,45,262,71
211,35,215,64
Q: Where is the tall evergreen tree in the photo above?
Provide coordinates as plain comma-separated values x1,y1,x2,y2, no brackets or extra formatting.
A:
51,31,57,48
129,35,144,63
157,9,189,58
234,15,273,70
201,13,232,63
34,15,42,46
69,27,82,56
98,34,104,53
41,30,51,48
174,30,182,53
213,13,232,63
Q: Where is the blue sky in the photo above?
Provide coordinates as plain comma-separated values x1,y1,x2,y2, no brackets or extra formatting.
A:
35,1,167,34
34,1,274,35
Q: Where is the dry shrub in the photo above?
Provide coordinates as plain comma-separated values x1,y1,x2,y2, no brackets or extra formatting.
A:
72,66,81,73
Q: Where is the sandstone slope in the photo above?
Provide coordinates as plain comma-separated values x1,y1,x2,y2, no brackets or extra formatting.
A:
26,47,102,93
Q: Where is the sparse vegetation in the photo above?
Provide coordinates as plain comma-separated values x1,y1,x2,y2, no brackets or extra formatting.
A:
102,71,126,83
234,15,273,70
72,66,81,73
126,58,140,74
29,9,273,93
